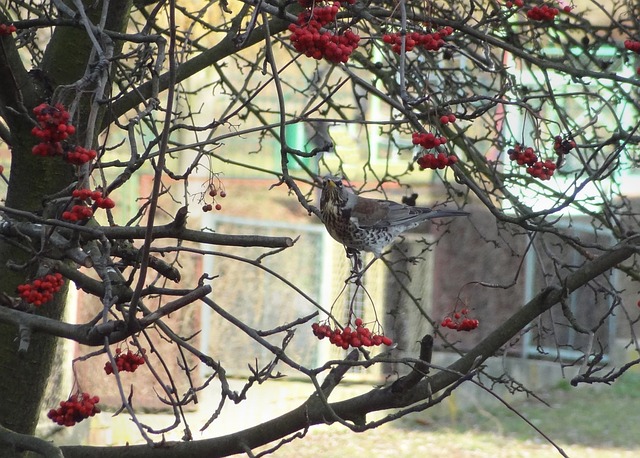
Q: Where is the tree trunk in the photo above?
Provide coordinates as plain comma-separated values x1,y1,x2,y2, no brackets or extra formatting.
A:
0,2,131,455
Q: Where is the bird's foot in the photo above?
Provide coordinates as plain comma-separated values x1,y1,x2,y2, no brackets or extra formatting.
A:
346,270,364,286
345,248,364,284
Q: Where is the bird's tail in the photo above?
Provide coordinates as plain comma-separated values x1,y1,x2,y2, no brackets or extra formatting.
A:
423,209,469,219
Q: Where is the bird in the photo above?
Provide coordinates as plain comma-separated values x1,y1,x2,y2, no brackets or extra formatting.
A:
320,177,468,267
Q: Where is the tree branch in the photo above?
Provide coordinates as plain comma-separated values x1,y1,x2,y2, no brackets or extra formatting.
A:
57,240,638,457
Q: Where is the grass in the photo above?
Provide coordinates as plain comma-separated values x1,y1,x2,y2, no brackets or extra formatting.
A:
257,372,640,457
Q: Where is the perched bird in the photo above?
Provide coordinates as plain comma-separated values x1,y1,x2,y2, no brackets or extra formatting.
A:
320,177,468,260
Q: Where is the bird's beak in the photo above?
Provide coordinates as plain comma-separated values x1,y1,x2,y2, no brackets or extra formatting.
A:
326,180,336,189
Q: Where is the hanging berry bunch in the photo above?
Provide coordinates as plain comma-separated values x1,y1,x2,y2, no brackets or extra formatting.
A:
507,142,562,181
412,132,458,170
288,0,360,64
47,392,100,427
202,178,227,212
31,103,97,165
439,113,457,125
526,4,560,21
623,39,640,75
382,26,453,54
552,134,575,170
0,24,16,36
312,317,393,349
104,347,146,375
624,39,640,54
441,307,479,332
504,0,523,8
17,273,64,307
62,188,116,222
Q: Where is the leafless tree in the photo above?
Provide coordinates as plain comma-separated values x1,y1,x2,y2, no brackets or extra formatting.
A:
0,0,639,456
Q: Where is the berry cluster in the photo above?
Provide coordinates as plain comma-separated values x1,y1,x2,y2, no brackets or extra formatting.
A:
65,145,98,165
202,185,227,212
526,5,560,21
441,308,479,332
288,0,360,63
17,273,64,307
504,0,523,8
625,39,640,54
47,393,100,427
62,188,115,222
553,135,576,155
312,318,393,349
0,24,16,36
412,131,447,149
412,132,458,170
72,188,115,207
439,113,457,125
382,27,453,54
623,40,640,74
62,204,93,222
104,348,146,375
297,0,355,6
32,103,75,143
526,159,557,180
417,152,459,170
31,103,97,165
507,143,538,166
508,143,559,181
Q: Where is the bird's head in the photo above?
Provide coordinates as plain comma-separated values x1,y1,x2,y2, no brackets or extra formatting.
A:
320,177,351,212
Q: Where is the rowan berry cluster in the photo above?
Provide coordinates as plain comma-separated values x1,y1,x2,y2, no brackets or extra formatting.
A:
441,308,479,332
526,5,560,21
382,27,453,54
31,103,97,165
504,0,523,8
17,273,64,307
73,188,115,209
32,103,75,143
312,318,393,349
526,159,557,180
202,185,227,212
65,146,98,165
623,40,640,74
439,113,457,125
508,143,558,181
47,393,100,427
297,0,354,6
288,0,360,63
62,188,115,222
553,135,576,155
507,143,538,166
412,132,447,149
417,152,459,170
625,39,640,53
412,132,458,170
104,348,146,375
0,24,17,36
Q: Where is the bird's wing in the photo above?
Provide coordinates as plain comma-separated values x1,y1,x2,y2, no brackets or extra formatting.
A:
352,197,428,228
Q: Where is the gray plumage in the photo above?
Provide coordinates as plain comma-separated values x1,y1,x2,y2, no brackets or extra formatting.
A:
320,178,468,258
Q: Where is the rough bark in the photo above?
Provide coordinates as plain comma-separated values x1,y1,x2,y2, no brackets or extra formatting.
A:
0,2,132,454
